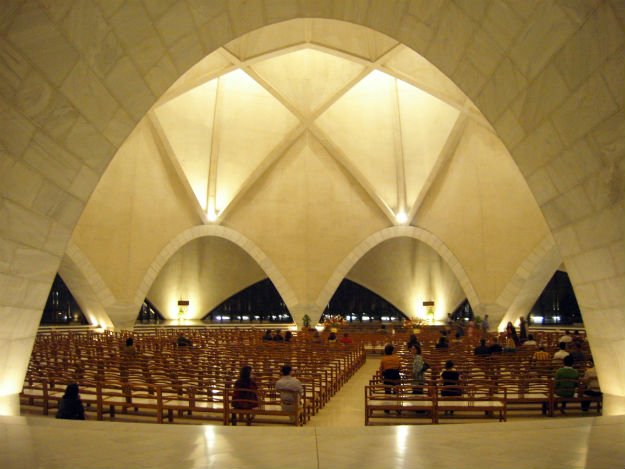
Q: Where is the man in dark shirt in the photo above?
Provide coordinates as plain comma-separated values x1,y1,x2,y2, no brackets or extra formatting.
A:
488,337,503,354
474,338,491,356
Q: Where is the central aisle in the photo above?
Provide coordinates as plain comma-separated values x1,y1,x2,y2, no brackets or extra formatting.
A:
308,356,380,427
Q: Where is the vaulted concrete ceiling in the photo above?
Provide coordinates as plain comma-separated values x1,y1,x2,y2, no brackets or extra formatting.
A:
150,21,487,227
69,19,551,326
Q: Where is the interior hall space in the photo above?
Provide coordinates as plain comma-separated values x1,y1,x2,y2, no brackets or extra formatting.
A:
0,1,623,468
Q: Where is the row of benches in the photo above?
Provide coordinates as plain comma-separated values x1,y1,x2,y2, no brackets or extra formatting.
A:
22,379,306,425
364,378,602,425
21,330,366,426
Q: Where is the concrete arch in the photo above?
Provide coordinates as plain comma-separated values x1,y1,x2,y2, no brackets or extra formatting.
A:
315,226,480,317
62,241,115,329
0,3,623,411
135,225,299,324
496,235,563,331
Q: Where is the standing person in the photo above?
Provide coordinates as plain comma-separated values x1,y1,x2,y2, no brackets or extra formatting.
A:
411,346,428,394
481,314,489,335
232,365,259,425
466,318,476,340
275,364,303,422
519,316,528,343
506,321,520,346
56,383,85,420
554,355,579,414
380,344,401,395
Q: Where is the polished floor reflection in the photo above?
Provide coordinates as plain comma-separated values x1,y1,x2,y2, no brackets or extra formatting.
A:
2,414,624,469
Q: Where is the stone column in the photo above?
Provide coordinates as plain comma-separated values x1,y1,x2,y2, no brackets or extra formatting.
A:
289,303,323,329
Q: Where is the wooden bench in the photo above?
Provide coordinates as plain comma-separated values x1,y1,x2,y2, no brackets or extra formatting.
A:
550,379,602,416
365,383,436,425
436,384,507,423
225,386,305,426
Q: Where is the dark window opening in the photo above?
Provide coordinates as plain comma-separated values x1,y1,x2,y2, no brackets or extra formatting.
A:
450,299,474,322
203,278,292,323
41,274,88,325
322,279,409,323
529,270,582,326
137,298,165,323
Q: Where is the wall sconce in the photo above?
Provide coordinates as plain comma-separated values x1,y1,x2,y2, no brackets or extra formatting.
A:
423,301,435,322
177,300,189,320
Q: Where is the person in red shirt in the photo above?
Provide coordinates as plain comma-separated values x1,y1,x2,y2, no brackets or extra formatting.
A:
339,332,353,345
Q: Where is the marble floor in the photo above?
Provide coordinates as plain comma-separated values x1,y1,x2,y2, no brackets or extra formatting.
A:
4,357,625,468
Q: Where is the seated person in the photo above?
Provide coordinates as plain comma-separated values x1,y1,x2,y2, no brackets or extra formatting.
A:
406,333,420,351
488,336,503,354
435,336,449,349
503,336,517,353
569,342,585,364
327,331,337,344
581,359,602,411
262,329,273,341
273,330,284,342
553,342,570,364
176,334,192,347
379,344,401,395
232,365,259,425
523,334,538,346
121,337,137,356
558,330,573,344
572,330,584,345
440,360,461,396
284,331,293,342
474,338,491,356
440,360,461,415
532,345,551,363
275,365,303,422
56,383,85,420
339,332,352,345
311,329,322,344
554,355,579,413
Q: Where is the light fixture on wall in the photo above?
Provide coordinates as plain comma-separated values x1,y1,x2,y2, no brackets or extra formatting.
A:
177,300,189,320
395,211,408,224
423,301,435,323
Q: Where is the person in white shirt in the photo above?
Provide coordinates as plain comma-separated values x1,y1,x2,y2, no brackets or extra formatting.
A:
275,364,303,421
553,342,570,364
523,334,537,346
558,330,573,344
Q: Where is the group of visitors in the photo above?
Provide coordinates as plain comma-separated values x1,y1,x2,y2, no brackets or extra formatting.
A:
56,362,305,425
262,329,293,342
231,363,303,425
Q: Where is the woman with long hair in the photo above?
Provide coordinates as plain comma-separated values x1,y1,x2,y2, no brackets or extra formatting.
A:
232,365,259,425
